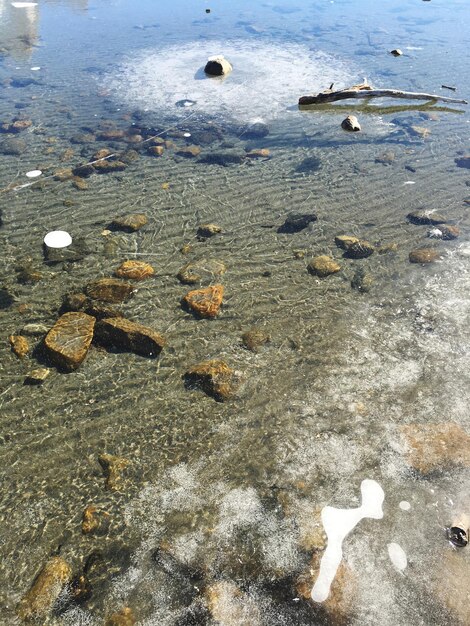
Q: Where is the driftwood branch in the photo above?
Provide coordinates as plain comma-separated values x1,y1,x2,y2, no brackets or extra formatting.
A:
299,80,468,106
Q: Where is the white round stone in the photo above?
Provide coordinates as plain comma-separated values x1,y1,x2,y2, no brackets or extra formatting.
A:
26,170,42,178
399,500,411,511
183,132,191,137
43,230,72,248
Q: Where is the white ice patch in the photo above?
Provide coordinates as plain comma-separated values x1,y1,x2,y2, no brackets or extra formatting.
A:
311,479,385,603
26,169,42,178
11,2,37,6
105,40,356,122
387,542,407,571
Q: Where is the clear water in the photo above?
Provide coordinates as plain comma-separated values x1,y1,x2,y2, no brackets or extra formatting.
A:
1,0,470,624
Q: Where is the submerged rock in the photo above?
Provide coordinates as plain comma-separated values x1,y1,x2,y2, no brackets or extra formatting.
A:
93,159,127,173
308,255,341,277
0,136,26,155
177,258,226,285
114,260,155,281
176,145,201,158
344,240,374,259
182,284,224,318
9,334,29,358
400,422,470,474
197,223,222,238
17,556,72,621
44,312,95,371
82,504,111,536
199,151,245,166
105,607,136,626
0,287,14,309
98,453,130,490
185,360,239,401
94,317,166,357
109,213,147,232
407,209,447,225
24,368,51,385
147,145,164,157
375,151,395,165
241,327,270,352
351,267,373,292
278,212,317,234
455,156,470,169
334,235,360,250
85,278,135,303
409,248,440,264
427,225,460,240
1,118,32,133
295,156,322,174
245,148,270,159
21,323,49,336
243,121,269,139
43,237,91,264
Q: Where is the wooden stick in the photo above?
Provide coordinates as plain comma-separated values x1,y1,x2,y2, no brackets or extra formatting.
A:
299,83,468,105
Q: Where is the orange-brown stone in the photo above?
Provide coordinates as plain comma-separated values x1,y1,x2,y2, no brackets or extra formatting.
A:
18,557,72,620
114,260,155,281
147,145,164,156
94,317,165,357
9,334,29,358
185,359,238,401
110,213,147,232
85,278,135,303
182,284,224,318
44,312,95,371
401,422,470,474
98,453,130,490
81,504,110,535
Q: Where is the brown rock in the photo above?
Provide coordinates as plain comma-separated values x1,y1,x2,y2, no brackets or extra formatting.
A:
182,284,224,318
241,328,270,352
98,453,130,490
110,213,147,232
60,148,75,161
185,359,239,401
176,145,201,158
94,317,165,357
44,312,95,371
334,235,360,250
308,255,341,277
9,334,29,358
105,607,136,626
433,549,470,625
114,260,155,281
53,168,74,181
344,240,374,259
18,556,72,620
96,129,126,141
72,176,88,190
409,248,440,264
197,223,222,238
177,258,226,285
93,159,127,173
246,148,270,159
147,145,164,156
428,225,460,240
93,148,112,160
400,422,470,474
85,278,135,303
24,368,51,385
81,504,111,536
2,118,32,133
205,581,261,626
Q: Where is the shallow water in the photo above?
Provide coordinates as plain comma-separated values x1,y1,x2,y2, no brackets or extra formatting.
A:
1,0,470,624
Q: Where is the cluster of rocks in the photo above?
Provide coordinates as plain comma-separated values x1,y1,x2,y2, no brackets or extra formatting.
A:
407,209,460,264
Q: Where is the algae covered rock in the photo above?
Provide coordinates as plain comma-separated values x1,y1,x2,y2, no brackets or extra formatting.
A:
334,235,359,250
114,260,155,281
407,209,447,225
185,359,239,401
85,278,135,303
109,213,147,232
400,422,470,474
177,258,226,285
82,504,111,536
182,284,224,318
94,317,165,357
44,312,95,371
241,328,270,352
308,255,341,277
278,212,317,234
9,334,29,358
17,556,72,620
409,248,440,264
105,607,136,626
344,240,374,259
98,453,130,490
197,223,222,238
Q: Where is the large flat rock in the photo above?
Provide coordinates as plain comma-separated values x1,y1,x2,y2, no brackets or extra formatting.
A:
44,312,95,371
94,317,165,357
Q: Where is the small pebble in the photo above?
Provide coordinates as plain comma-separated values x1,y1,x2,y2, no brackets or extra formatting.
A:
44,230,72,248
399,501,411,511
26,170,42,178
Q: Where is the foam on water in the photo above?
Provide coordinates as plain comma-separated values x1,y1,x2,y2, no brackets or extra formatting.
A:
387,542,407,571
105,40,357,122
